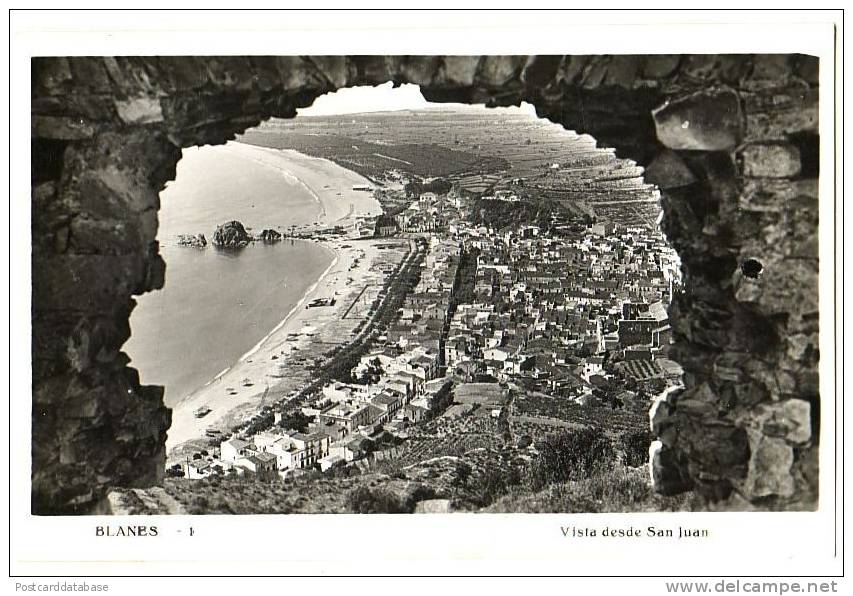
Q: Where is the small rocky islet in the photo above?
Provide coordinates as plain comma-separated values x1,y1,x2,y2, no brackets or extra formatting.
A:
178,220,283,249
176,233,207,248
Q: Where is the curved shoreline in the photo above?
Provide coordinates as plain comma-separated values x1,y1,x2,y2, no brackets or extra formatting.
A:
237,250,340,365
165,143,382,453
219,143,329,219
176,240,339,410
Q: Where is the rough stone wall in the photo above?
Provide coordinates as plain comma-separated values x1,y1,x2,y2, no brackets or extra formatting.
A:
31,55,820,514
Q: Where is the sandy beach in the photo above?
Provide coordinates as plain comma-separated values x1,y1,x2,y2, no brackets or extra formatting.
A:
165,143,395,453
221,142,381,226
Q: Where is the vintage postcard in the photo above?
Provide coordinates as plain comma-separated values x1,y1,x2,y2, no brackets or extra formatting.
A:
8,7,844,589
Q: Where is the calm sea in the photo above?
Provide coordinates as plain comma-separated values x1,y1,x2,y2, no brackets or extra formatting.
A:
125,144,335,406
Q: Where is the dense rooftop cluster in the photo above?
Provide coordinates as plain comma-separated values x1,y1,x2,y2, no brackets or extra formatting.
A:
176,177,682,485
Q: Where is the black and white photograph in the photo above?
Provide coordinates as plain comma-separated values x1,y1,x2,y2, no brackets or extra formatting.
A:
9,8,843,584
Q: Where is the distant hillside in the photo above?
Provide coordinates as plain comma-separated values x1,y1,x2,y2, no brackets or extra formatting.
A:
238,130,507,180
238,106,662,227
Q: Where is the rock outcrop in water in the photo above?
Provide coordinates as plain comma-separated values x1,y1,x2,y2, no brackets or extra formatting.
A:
179,227,282,247
212,220,251,248
177,233,207,248
259,229,282,243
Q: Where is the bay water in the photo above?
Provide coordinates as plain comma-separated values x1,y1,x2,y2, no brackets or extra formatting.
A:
125,144,335,406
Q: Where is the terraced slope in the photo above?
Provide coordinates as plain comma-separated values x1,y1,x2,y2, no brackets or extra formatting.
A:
239,106,661,226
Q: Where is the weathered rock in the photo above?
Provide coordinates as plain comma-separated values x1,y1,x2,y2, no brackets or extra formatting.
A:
304,56,351,89
212,220,251,248
734,275,763,303
396,56,443,87
751,55,792,80
786,333,818,362
177,233,207,248
204,56,257,91
743,435,795,498
685,421,751,479
259,229,282,243
521,56,563,88
739,178,817,212
794,55,819,84
742,142,801,178
681,55,719,80
441,56,480,86
751,400,812,444
604,56,641,87
33,254,146,313
32,57,74,95
32,181,57,206
68,57,114,93
32,115,96,140
651,444,693,495
745,100,818,141
476,56,525,86
414,498,453,513
644,150,697,189
115,96,164,125
641,55,681,79
652,88,743,151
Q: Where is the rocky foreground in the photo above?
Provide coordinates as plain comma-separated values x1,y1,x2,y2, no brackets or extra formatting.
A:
108,460,698,515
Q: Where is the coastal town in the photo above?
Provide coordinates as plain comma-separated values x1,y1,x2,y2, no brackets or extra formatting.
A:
166,170,680,489
148,107,687,513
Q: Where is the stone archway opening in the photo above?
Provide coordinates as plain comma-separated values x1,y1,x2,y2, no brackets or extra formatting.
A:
124,82,681,487
31,56,820,514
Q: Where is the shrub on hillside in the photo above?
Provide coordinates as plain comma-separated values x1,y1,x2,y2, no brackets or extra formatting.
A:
452,461,472,494
619,430,652,468
346,483,435,514
528,428,616,490
480,468,508,503
468,464,525,506
517,434,533,449
487,465,696,513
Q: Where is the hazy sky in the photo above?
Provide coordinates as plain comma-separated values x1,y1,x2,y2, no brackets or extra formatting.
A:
298,82,537,117
298,82,429,116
